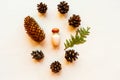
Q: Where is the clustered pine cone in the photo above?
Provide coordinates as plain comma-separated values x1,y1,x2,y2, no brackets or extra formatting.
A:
65,49,79,62
57,1,69,14
31,50,44,61
37,2,47,14
68,14,81,27
24,16,45,42
50,61,62,73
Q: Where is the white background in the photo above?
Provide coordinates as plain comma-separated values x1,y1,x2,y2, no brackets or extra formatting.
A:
0,0,120,80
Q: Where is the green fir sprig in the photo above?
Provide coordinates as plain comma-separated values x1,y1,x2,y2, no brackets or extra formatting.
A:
64,27,90,50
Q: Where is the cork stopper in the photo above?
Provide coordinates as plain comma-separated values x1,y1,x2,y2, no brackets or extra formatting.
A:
52,28,59,33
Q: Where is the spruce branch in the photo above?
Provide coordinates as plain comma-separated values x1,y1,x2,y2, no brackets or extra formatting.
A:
64,27,90,50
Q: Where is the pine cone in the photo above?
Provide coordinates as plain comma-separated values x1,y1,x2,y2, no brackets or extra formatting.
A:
65,49,79,62
31,50,44,61
24,16,45,42
50,61,62,73
68,14,81,27
57,1,69,14
37,2,47,14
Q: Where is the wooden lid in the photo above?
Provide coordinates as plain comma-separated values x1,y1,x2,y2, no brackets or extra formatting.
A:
52,28,59,33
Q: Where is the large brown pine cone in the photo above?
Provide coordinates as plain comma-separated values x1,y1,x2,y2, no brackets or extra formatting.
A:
24,16,45,42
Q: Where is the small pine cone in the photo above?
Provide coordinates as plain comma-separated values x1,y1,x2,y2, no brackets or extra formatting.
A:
57,1,69,14
37,2,47,14
24,16,45,42
50,61,62,73
31,50,44,61
68,14,81,27
65,49,79,62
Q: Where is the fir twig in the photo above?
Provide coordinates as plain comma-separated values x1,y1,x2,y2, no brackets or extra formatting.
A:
64,27,90,50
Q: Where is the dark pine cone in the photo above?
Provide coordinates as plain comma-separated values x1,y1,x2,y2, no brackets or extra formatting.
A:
57,1,69,14
65,49,79,62
24,16,45,42
37,2,47,14
68,14,81,27
50,61,62,73
31,50,44,61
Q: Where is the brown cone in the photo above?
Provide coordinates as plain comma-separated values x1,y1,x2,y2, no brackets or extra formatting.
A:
24,16,45,42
